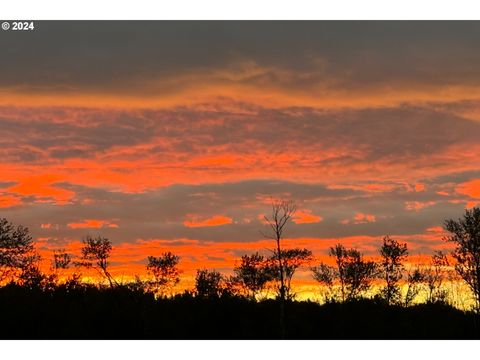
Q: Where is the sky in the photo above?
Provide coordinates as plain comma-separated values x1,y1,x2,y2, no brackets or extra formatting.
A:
1,21,480,293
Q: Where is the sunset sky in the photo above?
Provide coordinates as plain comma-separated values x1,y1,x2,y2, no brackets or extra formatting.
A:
1,21,480,294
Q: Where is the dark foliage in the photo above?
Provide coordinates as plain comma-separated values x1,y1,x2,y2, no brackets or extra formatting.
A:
195,269,230,298
379,236,408,305
76,235,116,288
0,284,477,339
313,244,377,301
146,252,181,296
231,252,273,299
444,207,480,311
267,248,313,300
0,218,37,282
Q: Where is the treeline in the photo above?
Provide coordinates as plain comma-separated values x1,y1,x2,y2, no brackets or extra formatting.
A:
1,203,480,338
1,203,479,307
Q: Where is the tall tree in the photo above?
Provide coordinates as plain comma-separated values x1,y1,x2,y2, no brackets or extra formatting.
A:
262,199,297,302
261,198,297,338
78,235,116,288
146,252,181,297
232,252,273,299
444,207,480,312
0,218,37,282
379,236,408,305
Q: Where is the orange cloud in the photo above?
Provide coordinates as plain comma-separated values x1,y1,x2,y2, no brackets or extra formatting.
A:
456,179,480,199
362,183,397,192
415,183,425,192
183,215,233,228
436,191,450,196
7,174,75,204
341,213,376,225
40,223,59,230
466,201,479,209
405,201,436,211
426,226,445,234
0,195,22,208
67,219,119,229
293,209,323,224
354,213,376,224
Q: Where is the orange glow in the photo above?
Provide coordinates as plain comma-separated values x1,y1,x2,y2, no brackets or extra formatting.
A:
33,228,457,298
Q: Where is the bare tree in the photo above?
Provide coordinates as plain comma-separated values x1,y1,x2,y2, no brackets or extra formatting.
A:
444,207,480,312
77,235,116,288
262,199,297,302
261,198,297,338
379,236,408,305
146,252,181,297
0,218,37,282
232,252,273,299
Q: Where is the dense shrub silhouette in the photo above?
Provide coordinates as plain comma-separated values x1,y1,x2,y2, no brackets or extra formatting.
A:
0,283,477,339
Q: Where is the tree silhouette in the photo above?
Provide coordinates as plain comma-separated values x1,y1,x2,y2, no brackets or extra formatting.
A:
50,249,84,288
232,252,273,299
424,250,449,303
52,250,72,270
339,246,377,300
77,235,116,288
404,267,425,307
261,198,297,338
17,263,57,290
444,207,480,312
268,248,312,300
315,244,376,301
195,269,226,298
146,252,181,297
262,199,297,303
379,236,408,305
311,263,337,302
0,218,37,282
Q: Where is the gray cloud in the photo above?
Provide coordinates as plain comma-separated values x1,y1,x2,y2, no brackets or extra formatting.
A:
0,177,471,248
2,22,480,94
1,103,479,168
